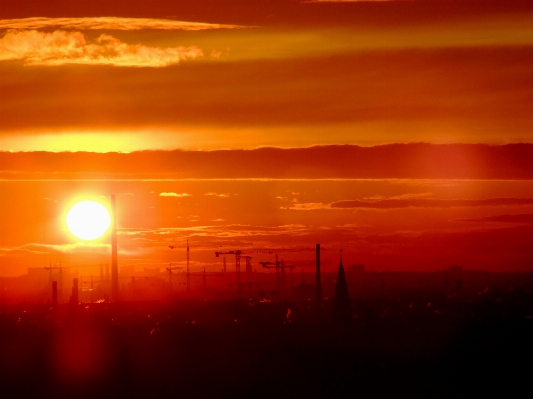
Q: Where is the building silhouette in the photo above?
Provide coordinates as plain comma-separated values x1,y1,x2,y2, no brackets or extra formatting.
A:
333,257,351,323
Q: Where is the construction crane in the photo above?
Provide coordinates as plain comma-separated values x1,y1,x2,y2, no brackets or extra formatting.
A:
166,268,224,299
44,262,69,303
165,263,183,293
215,247,315,299
259,256,301,299
59,263,112,302
81,276,106,303
259,258,330,299
200,268,224,299
259,256,289,298
80,273,127,303
169,242,217,250
215,251,251,298
215,248,314,257
169,239,190,296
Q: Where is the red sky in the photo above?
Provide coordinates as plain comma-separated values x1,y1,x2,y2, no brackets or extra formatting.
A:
1,1,533,276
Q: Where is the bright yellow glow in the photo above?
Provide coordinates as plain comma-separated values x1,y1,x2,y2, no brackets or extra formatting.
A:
66,201,111,240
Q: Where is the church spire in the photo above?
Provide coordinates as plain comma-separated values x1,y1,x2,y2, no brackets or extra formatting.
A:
333,255,351,323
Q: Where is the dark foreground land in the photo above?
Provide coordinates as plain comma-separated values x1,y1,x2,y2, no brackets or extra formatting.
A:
1,293,533,399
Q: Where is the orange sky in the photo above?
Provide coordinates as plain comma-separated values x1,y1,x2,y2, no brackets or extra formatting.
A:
2,146,533,275
1,1,533,276
1,1,533,150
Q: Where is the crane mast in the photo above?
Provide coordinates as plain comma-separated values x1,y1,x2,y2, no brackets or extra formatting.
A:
165,263,183,294
215,247,315,299
202,268,224,299
168,240,190,297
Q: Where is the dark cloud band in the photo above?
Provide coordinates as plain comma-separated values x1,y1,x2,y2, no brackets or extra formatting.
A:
3,144,533,179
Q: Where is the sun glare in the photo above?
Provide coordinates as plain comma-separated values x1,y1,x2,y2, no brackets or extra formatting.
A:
66,201,111,240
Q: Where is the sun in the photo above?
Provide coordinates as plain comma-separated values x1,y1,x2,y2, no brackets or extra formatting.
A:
66,200,111,240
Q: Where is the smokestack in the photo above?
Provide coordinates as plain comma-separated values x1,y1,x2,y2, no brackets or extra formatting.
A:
111,195,119,302
100,263,104,282
316,244,321,309
52,281,58,308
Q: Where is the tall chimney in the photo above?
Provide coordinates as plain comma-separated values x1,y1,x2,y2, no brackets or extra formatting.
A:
111,195,119,302
316,244,321,310
52,281,58,308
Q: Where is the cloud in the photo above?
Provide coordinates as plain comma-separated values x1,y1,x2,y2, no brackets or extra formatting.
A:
0,17,247,31
4,144,533,180
0,30,202,67
159,192,192,197
330,198,533,209
0,245,48,256
285,198,533,211
389,192,434,200
42,242,110,254
2,43,533,142
0,242,110,257
303,0,392,2
283,202,331,210
456,214,533,224
204,192,230,197
124,224,325,242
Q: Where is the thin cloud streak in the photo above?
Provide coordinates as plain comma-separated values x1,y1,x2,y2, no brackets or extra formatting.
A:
118,224,327,243
283,203,331,210
0,242,109,256
204,192,230,197
0,30,202,67
0,17,248,31
330,198,533,209
159,192,192,197
456,214,533,224
286,198,533,210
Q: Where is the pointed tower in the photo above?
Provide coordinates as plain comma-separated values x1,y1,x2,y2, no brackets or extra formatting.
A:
333,257,351,323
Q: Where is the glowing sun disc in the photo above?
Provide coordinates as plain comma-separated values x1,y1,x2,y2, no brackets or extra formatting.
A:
66,201,111,240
